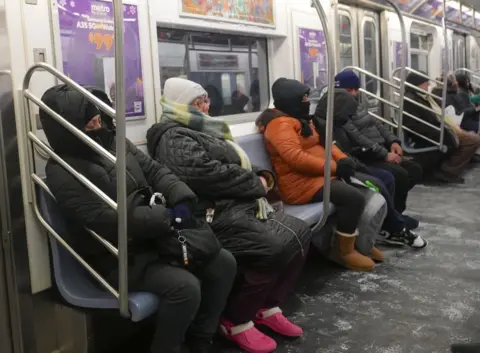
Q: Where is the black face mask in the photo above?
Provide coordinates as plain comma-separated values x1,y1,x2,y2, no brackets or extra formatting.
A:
85,127,114,148
300,101,311,118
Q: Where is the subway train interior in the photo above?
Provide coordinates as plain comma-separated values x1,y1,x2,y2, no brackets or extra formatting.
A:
2,0,480,352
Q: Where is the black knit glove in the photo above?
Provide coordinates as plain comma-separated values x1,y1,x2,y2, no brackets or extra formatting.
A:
336,158,356,182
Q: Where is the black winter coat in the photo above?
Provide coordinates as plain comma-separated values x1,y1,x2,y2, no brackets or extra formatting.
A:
146,121,311,271
403,89,458,151
431,86,458,108
315,88,398,162
42,85,197,284
457,88,479,133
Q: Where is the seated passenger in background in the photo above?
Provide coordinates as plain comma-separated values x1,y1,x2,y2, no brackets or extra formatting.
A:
403,72,480,183
314,87,427,249
432,74,459,108
317,71,422,227
256,77,383,272
456,73,480,133
147,78,312,353
41,85,237,353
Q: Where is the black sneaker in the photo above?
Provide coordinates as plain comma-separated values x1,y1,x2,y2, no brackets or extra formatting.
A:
379,229,428,249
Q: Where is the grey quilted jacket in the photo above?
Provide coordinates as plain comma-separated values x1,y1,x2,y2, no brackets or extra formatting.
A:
342,103,401,161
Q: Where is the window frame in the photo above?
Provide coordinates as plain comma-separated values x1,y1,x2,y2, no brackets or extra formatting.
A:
157,28,271,124
409,30,431,73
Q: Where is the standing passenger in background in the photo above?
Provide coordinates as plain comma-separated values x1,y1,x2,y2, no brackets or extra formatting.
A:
40,85,237,353
147,78,312,353
256,77,384,272
321,71,422,225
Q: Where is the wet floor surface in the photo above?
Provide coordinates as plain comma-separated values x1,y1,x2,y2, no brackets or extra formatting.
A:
214,165,480,353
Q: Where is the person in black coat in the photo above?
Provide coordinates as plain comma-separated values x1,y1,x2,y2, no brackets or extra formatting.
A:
314,89,427,249
317,71,423,217
456,73,480,133
41,84,237,353
147,77,312,353
403,72,480,183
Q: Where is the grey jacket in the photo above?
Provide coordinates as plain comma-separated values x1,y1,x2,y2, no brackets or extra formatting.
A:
342,103,400,161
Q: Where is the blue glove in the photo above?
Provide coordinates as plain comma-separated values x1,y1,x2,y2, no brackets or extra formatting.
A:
168,204,194,229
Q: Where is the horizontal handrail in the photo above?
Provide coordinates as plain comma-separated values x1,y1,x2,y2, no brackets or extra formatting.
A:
359,88,399,109
392,66,444,87
351,72,444,151
392,77,443,101
369,112,440,146
24,91,117,165
23,63,116,119
393,91,443,116
455,68,480,81
342,66,400,91
31,174,119,257
28,133,117,210
31,176,119,299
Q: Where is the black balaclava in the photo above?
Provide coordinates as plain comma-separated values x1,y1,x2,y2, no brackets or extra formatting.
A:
84,101,115,148
272,78,311,137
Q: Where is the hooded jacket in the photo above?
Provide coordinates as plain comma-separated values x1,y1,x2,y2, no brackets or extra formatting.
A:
316,89,399,162
257,80,347,205
43,84,196,282
403,74,458,151
147,78,311,271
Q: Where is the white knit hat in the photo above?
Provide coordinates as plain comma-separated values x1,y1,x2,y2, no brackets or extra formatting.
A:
163,77,208,105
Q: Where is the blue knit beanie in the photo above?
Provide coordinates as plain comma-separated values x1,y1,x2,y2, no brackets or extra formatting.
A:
335,71,361,89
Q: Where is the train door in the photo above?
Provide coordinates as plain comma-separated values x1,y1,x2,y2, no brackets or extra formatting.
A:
337,6,382,113
453,33,467,70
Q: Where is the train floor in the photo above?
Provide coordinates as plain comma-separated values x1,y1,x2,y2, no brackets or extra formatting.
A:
125,165,480,353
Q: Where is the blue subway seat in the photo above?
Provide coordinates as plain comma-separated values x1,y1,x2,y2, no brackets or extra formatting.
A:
236,133,335,226
35,182,158,322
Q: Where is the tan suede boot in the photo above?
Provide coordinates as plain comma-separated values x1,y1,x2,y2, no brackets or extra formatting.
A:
370,247,384,262
329,231,375,271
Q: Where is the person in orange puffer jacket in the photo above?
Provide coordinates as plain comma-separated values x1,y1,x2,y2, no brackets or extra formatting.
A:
256,78,381,272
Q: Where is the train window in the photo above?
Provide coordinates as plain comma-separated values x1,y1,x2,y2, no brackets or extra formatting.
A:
339,15,353,69
158,28,269,118
410,32,431,73
363,21,378,94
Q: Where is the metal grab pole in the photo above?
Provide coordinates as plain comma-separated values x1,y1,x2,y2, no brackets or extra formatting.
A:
383,0,407,143
311,0,335,232
112,0,129,318
440,0,448,149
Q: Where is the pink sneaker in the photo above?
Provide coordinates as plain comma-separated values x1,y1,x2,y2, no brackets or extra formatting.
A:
255,307,303,337
219,319,277,353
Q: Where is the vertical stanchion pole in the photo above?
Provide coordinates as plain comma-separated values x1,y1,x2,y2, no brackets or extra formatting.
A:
384,0,407,143
440,0,448,149
311,0,335,232
112,0,129,318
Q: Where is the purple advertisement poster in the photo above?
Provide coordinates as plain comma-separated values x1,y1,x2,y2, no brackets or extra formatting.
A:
393,41,408,69
298,28,327,89
394,0,424,13
413,0,443,23
56,0,144,118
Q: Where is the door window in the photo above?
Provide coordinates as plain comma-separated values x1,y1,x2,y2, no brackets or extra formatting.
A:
339,15,353,70
363,20,378,94
410,32,431,73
